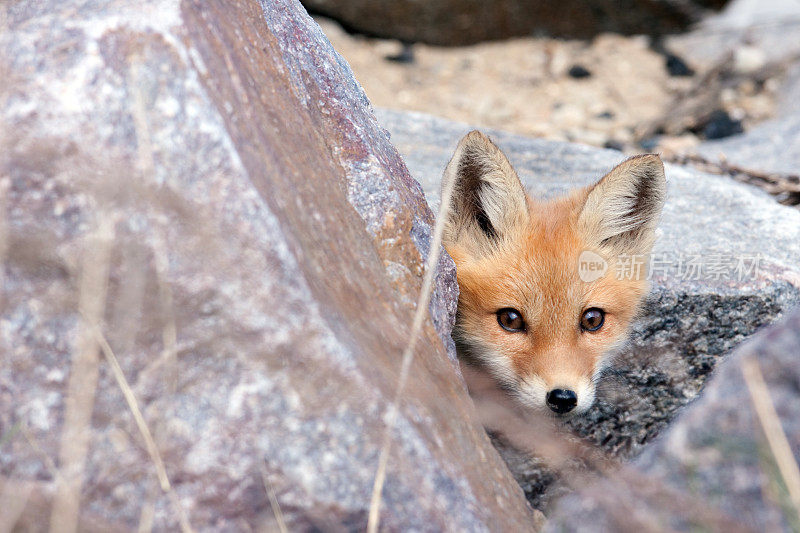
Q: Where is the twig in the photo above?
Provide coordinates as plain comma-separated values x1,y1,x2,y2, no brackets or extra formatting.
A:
665,153,800,206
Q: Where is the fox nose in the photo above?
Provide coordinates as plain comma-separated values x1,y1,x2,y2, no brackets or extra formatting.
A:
546,388,577,414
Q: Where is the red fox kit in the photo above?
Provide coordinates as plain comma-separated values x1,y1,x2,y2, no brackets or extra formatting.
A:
442,131,666,416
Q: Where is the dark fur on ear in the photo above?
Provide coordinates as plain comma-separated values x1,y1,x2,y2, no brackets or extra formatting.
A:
578,154,666,256
441,131,529,254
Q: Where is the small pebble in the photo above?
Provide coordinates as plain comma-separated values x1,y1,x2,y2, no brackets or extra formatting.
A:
386,42,414,63
568,65,591,79
702,109,744,140
639,137,660,151
665,53,694,77
733,45,766,74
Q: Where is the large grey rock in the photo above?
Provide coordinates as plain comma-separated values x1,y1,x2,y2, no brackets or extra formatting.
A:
665,0,800,201
377,107,800,506
302,0,726,46
0,2,537,530
547,306,800,531
667,0,800,69
688,60,800,183
778,63,800,115
692,111,800,178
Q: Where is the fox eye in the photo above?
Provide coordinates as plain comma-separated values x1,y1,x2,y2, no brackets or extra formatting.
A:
497,308,525,332
580,308,605,332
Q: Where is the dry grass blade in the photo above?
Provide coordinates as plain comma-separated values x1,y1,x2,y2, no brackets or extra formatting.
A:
0,3,9,314
137,480,162,533
0,478,33,533
20,423,58,478
366,170,458,533
125,51,191,533
94,329,194,533
741,356,800,522
0,177,8,313
49,216,114,533
136,493,155,533
152,236,179,390
94,330,170,491
129,57,155,178
129,56,179,390
259,461,288,533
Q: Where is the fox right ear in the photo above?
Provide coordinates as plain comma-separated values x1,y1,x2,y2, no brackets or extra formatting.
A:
441,131,528,251
578,154,666,256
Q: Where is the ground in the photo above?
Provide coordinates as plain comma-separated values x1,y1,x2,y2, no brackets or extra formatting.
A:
317,17,781,157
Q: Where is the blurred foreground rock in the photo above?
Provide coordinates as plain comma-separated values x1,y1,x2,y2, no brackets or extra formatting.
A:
377,107,800,506
548,306,800,531
303,0,727,46
0,1,538,530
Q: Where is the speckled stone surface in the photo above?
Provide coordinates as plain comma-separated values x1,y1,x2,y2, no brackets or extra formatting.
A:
0,2,537,530
377,107,800,507
547,307,800,532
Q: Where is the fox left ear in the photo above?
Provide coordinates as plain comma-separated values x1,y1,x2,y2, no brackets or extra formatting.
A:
440,130,529,254
578,154,666,256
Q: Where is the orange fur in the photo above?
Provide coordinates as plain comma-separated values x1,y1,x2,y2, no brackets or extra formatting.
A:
442,131,665,415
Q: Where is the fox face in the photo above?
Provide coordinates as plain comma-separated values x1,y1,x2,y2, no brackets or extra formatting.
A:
441,131,665,416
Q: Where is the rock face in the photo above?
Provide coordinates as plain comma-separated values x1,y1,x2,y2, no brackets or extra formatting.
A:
302,0,727,46
686,61,800,196
667,0,800,69
547,306,800,531
666,0,800,193
0,1,537,531
692,111,800,178
377,107,800,506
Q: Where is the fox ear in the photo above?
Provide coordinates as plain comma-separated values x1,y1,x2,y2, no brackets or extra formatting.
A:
441,131,528,250
578,154,666,256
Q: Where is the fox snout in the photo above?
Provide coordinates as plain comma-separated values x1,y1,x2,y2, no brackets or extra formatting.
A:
514,368,598,416
442,131,666,418
458,348,599,416
546,389,577,414
518,375,587,415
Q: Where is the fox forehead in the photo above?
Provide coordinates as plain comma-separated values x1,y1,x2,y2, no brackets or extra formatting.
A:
450,190,648,344
451,192,585,315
